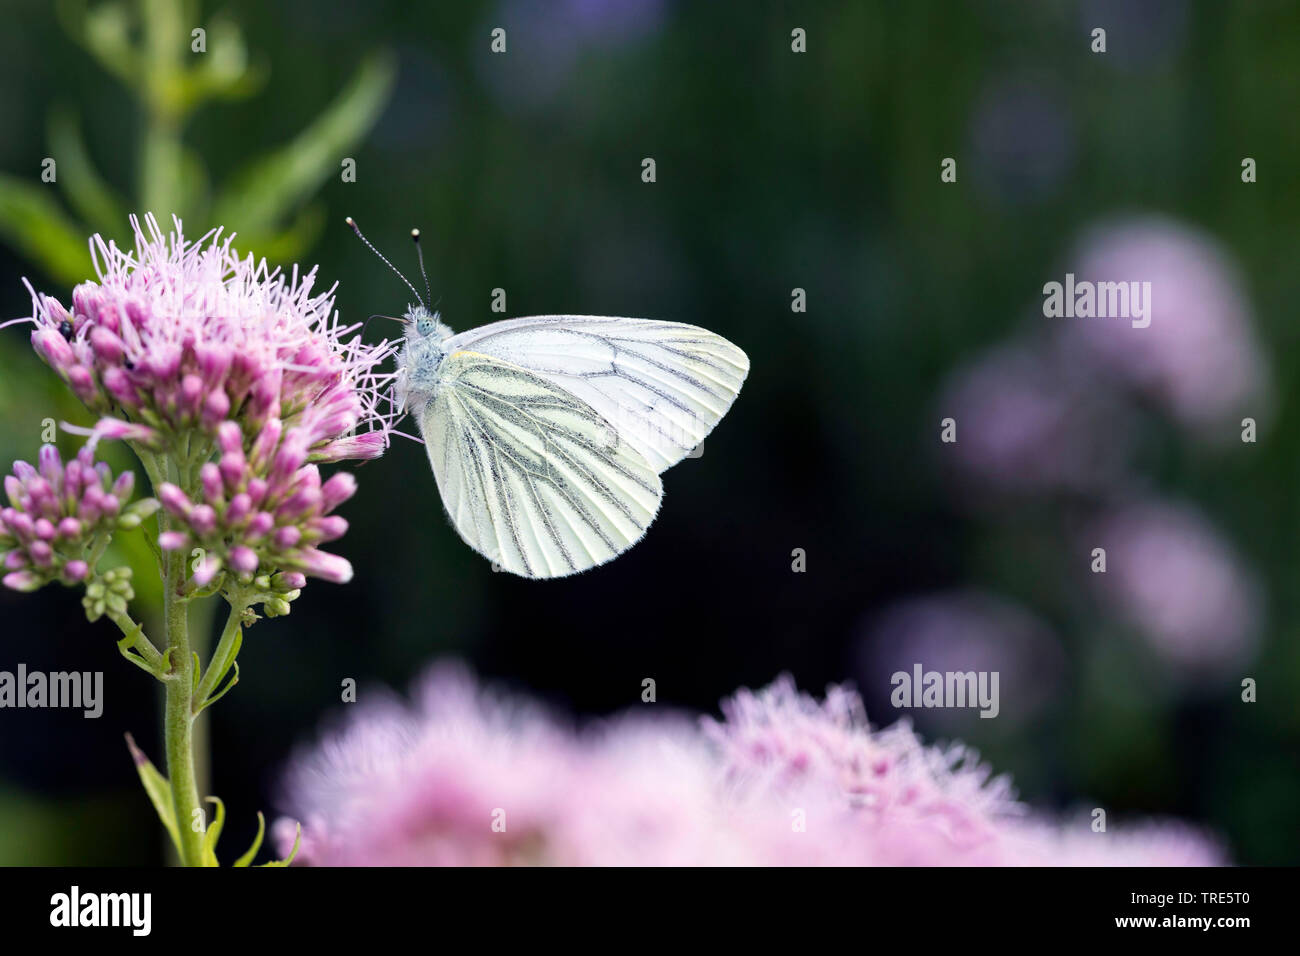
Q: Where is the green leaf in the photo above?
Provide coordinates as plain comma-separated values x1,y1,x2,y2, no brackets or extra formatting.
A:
211,53,396,238
172,18,266,115
57,0,140,92
233,811,266,867
124,733,182,857
0,175,92,284
256,818,300,868
48,108,128,235
210,622,243,691
201,796,225,866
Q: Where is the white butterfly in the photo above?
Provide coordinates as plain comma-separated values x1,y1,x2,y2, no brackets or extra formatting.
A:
350,220,749,579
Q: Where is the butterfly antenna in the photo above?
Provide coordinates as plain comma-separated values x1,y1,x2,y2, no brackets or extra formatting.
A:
361,314,409,339
345,217,426,308
411,228,434,308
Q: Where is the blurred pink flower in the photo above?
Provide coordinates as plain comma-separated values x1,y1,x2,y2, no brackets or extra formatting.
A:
1060,216,1269,434
1088,499,1261,671
938,339,1129,498
275,667,1222,866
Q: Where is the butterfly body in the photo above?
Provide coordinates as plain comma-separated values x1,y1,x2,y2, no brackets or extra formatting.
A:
394,305,454,413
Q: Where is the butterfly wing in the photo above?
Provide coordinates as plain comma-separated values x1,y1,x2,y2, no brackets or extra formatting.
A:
443,316,749,473
420,349,663,578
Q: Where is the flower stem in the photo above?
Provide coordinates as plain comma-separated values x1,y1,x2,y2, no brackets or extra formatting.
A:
163,534,205,866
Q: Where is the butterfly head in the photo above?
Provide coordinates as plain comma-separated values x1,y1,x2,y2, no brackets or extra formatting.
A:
404,304,450,341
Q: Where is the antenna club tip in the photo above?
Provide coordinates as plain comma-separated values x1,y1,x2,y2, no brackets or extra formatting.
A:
411,228,421,241
344,216,354,226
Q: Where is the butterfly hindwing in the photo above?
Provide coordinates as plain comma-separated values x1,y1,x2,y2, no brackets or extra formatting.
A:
420,349,663,578
443,316,749,473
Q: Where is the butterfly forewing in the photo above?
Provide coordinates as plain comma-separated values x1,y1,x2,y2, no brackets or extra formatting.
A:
443,316,749,473
422,349,663,578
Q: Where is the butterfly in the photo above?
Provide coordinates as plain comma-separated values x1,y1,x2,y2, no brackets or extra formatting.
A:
347,218,749,579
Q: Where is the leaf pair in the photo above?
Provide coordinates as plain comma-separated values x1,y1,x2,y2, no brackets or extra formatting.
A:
125,733,300,867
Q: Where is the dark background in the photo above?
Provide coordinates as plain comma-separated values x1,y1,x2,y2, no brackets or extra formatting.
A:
0,0,1296,864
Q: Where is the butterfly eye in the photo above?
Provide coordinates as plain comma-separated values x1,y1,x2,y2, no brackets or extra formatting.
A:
416,316,435,336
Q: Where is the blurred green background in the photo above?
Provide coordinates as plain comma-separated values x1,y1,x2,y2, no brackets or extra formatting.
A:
0,0,1296,865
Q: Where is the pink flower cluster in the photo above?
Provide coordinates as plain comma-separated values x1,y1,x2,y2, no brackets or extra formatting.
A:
273,667,1222,867
23,214,397,592
155,421,357,587
2,444,157,592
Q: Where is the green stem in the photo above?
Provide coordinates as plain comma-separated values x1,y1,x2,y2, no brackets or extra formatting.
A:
105,605,164,675
163,546,204,866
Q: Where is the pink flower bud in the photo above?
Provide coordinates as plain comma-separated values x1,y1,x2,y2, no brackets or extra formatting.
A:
159,531,189,551
313,515,348,542
111,470,135,499
250,420,283,472
200,463,223,502
67,364,99,404
229,546,259,575
225,493,251,525
311,431,388,462
58,517,82,538
192,552,223,588
320,472,358,510
71,286,98,321
42,297,70,327
189,504,217,534
246,512,274,539
275,572,307,590
246,477,268,507
5,511,34,540
273,526,302,549
277,486,321,520
89,326,126,363
62,560,88,583
31,328,74,369
217,421,244,456
270,430,311,488
3,570,42,592
295,548,353,584
37,446,62,484
158,483,193,517
94,418,161,447
34,518,56,540
101,367,138,408
195,343,232,387
202,389,231,428
220,450,247,491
